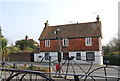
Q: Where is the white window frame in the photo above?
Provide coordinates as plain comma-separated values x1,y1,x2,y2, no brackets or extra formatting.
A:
45,40,50,47
85,37,92,46
62,39,69,46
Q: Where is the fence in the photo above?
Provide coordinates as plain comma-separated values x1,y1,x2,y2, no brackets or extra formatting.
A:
0,55,119,81
0,67,119,81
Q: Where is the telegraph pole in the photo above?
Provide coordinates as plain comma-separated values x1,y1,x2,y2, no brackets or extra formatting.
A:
0,27,2,62
55,28,61,73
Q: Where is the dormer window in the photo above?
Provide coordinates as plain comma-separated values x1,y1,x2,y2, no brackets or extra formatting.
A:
62,39,69,46
45,40,50,47
85,37,92,46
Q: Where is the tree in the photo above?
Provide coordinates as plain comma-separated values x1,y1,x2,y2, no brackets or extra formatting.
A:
15,40,38,52
103,36,120,66
1,38,10,61
2,38,8,49
103,44,110,55
9,44,21,53
108,37,118,52
103,36,119,55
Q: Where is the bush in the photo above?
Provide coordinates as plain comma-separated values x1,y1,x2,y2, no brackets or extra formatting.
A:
103,54,120,66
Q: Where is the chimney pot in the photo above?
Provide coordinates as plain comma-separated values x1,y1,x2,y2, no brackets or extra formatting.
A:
25,35,28,40
44,20,49,28
96,15,100,22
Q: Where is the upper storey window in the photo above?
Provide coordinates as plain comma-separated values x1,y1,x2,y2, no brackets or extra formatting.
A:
62,39,69,46
85,37,92,46
45,40,50,47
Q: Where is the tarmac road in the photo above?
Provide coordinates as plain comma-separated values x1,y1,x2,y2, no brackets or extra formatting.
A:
2,61,120,80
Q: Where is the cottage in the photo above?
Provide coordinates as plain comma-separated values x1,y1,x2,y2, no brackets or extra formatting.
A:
35,15,103,65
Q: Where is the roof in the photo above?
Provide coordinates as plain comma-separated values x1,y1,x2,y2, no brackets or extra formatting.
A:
39,21,102,40
28,39,39,45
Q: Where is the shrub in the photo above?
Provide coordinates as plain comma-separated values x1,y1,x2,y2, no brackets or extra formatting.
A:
103,55,120,66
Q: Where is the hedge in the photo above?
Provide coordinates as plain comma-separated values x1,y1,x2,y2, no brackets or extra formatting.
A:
103,55,120,66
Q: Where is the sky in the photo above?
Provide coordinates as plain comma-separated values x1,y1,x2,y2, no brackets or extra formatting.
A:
0,0,119,46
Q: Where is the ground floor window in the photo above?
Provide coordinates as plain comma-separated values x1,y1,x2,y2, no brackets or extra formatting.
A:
76,53,81,60
86,52,95,61
45,53,50,60
63,52,69,60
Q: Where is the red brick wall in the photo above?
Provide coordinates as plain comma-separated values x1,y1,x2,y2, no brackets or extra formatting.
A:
40,37,100,52
40,40,58,52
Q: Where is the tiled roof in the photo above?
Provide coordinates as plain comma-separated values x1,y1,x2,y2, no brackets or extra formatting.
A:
28,39,38,45
39,21,102,40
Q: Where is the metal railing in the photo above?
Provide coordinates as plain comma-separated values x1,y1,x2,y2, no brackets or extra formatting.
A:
0,66,119,81
0,56,119,81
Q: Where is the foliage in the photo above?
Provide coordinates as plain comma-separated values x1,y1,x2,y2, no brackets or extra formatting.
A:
23,47,34,53
2,38,8,49
15,40,34,50
103,55,120,66
9,44,21,53
15,40,38,53
6,65,49,70
102,44,110,55
2,47,10,57
103,36,120,66
1,38,10,61
103,36,119,55
28,66,49,70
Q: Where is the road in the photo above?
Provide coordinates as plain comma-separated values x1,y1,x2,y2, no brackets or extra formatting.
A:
4,61,120,78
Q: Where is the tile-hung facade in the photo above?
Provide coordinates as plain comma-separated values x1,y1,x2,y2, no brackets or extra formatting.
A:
35,15,103,65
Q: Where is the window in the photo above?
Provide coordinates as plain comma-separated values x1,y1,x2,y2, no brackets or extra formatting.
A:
86,52,95,61
45,40,50,47
85,37,92,46
76,53,81,60
62,39,69,46
45,53,50,60
63,52,69,60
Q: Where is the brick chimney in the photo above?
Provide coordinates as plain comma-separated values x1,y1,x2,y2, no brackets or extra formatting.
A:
25,35,28,40
96,15,100,22
44,20,49,28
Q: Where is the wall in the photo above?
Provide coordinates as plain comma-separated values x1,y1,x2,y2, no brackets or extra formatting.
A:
40,37,100,52
9,53,34,62
34,51,103,65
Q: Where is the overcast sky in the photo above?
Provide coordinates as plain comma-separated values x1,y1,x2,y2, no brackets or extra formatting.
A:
0,0,119,45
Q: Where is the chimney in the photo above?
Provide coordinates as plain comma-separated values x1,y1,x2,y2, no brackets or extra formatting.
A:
96,15,100,22
44,20,49,28
25,35,28,40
